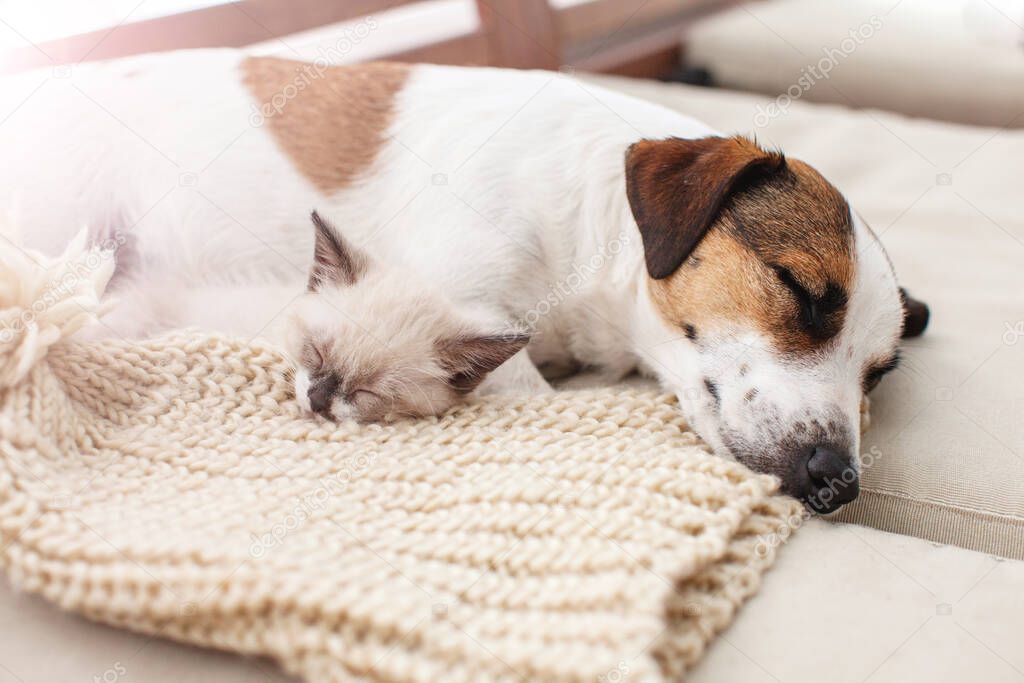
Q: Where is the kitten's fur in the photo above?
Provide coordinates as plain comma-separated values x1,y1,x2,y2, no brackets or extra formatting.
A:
289,212,528,421
99,212,528,422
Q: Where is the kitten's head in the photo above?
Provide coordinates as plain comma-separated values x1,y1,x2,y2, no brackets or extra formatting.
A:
285,211,528,423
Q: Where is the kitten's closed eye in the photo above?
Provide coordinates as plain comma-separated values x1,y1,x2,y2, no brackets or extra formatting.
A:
302,341,325,371
349,389,378,404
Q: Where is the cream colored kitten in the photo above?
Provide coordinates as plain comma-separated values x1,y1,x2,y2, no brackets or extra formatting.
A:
100,212,528,422
285,212,529,421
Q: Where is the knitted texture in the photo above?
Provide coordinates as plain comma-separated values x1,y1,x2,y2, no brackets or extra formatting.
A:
0,242,804,682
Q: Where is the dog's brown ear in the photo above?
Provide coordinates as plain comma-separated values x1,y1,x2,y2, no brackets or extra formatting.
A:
625,136,785,279
900,288,930,338
308,210,368,290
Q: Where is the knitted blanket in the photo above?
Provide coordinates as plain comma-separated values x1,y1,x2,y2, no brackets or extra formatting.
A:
0,237,803,682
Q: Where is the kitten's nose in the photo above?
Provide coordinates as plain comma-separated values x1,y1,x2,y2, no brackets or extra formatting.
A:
307,381,335,416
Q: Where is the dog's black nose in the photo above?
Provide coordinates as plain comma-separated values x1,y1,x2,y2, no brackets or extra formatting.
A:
801,446,859,513
307,384,334,416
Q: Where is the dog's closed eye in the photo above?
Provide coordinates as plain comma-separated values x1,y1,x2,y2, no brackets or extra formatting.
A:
771,265,846,340
863,354,900,393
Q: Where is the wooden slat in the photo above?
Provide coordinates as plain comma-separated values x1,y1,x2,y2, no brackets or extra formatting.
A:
583,43,681,79
475,0,561,69
554,0,704,46
0,0,417,73
0,0,741,80
388,30,491,66
561,0,741,78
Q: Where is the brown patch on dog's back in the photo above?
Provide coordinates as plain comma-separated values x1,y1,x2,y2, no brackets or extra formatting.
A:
648,154,854,355
241,57,410,194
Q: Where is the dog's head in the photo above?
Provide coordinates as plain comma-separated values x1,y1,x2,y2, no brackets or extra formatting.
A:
626,136,929,513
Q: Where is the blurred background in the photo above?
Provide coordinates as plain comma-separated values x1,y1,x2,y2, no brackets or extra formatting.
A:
2,0,1022,126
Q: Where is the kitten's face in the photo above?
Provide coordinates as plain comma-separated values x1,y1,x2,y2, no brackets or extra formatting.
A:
284,212,527,423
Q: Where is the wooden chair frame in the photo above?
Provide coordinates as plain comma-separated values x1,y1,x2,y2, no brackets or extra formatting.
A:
1,0,738,78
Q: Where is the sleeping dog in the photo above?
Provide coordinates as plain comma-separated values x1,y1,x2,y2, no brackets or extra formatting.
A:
0,52,928,512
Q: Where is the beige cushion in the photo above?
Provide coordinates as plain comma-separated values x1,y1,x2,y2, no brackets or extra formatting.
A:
587,74,1024,559
685,0,1024,128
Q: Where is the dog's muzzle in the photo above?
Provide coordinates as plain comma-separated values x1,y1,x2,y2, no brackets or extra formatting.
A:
785,445,859,514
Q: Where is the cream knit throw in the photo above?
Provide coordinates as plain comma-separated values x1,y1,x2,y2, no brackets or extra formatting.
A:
0,238,803,682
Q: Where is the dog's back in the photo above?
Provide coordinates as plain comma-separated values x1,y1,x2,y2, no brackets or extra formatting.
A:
0,50,319,284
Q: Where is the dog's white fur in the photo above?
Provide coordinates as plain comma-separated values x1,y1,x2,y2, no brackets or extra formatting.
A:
0,51,903,488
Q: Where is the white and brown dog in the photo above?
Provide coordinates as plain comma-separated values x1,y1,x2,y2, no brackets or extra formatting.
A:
0,51,928,512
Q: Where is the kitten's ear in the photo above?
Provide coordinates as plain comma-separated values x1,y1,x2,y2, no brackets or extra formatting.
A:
437,333,530,394
308,210,368,290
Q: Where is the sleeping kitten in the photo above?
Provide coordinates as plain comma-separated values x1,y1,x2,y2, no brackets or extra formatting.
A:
284,212,529,422
99,211,529,422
